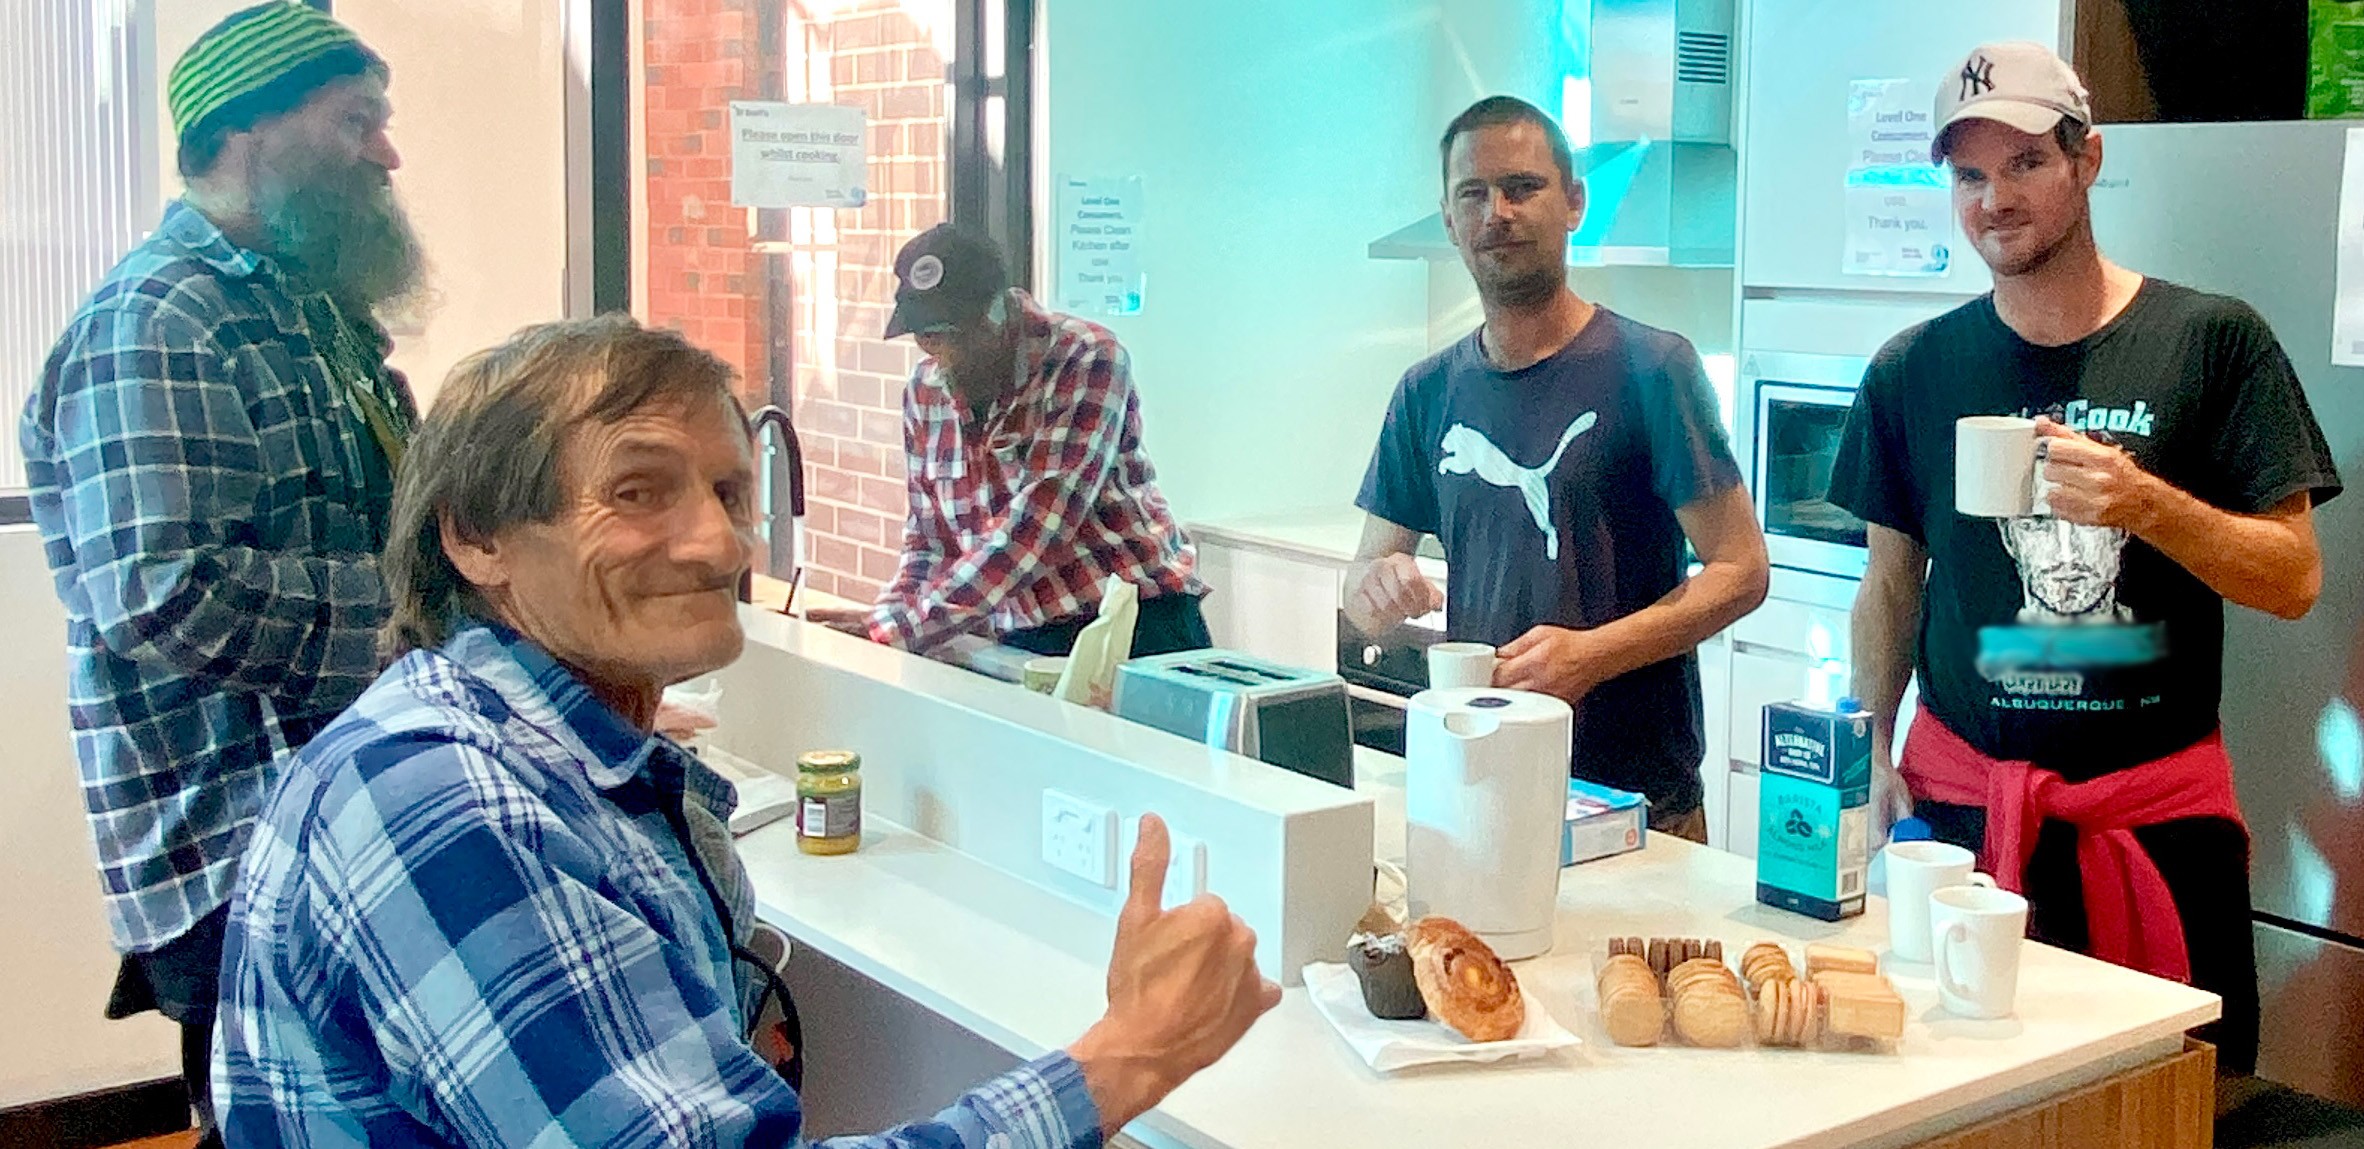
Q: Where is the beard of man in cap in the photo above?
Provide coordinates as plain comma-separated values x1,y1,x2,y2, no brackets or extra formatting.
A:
176,4,428,323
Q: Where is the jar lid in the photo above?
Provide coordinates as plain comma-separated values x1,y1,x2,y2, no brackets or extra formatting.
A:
797,749,861,772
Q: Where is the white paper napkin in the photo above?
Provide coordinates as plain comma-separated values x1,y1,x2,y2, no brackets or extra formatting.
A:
1302,962,1581,1072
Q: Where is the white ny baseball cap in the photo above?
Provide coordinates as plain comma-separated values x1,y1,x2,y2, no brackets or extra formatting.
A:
1931,41,2094,164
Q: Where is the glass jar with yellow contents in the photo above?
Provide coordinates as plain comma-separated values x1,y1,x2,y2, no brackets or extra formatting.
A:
795,750,863,855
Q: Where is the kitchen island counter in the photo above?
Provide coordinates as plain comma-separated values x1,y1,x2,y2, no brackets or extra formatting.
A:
722,620,2218,1149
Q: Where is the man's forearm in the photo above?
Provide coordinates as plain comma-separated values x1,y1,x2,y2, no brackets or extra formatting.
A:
81,545,386,713
1851,563,1922,756
1570,557,1764,683
2132,484,2320,620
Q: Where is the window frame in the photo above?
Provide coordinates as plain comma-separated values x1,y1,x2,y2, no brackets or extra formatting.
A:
948,0,1035,289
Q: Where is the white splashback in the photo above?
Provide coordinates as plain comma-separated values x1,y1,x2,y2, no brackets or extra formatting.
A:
708,610,1376,985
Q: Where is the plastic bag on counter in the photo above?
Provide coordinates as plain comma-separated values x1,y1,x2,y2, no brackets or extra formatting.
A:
1054,576,1138,709
658,677,723,753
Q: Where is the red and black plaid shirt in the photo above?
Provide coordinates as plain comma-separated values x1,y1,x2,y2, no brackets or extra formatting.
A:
867,289,1203,651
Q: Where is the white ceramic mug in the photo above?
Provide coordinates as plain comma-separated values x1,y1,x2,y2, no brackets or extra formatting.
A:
1427,642,1498,689
1882,841,1994,963
1955,415,2053,518
1931,884,2031,1019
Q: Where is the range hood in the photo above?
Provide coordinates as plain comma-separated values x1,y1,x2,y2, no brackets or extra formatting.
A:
1371,0,1738,268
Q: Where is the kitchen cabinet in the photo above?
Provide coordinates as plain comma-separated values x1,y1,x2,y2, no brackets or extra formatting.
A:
1727,647,1821,857
1194,540,1343,672
1722,608,1918,858
1697,630,1732,850
1723,596,1851,858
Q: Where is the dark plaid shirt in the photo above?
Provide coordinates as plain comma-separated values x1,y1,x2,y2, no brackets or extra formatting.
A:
20,199,411,953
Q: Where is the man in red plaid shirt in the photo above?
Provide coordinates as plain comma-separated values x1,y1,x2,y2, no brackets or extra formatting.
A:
811,226,1209,657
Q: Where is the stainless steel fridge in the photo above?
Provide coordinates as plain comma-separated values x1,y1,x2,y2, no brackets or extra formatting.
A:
2092,120,2364,1105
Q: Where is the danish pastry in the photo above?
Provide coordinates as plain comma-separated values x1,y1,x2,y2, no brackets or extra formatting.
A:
1408,917,1526,1042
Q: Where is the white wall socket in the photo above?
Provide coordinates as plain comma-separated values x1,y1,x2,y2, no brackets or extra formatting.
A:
1162,828,1208,909
1119,816,1208,909
1041,789,1117,887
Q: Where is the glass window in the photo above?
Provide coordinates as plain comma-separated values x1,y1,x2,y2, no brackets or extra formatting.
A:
0,1,159,498
635,1,957,602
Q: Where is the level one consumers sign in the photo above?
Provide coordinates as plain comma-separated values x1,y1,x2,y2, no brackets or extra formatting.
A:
730,102,867,209
1057,176,1144,316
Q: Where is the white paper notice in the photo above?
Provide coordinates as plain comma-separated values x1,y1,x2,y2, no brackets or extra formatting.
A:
729,102,867,209
1843,79,1952,278
1056,176,1145,316
2333,127,2364,367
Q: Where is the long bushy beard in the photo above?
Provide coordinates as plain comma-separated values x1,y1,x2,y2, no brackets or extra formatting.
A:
254,145,429,321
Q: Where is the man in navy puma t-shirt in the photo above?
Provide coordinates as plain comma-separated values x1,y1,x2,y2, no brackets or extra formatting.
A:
1346,96,1768,838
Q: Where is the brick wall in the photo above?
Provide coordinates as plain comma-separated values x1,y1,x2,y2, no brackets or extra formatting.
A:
642,0,948,604
641,0,771,400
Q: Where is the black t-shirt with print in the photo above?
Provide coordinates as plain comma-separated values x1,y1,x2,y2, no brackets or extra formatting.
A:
1828,279,2341,778
1357,309,1744,812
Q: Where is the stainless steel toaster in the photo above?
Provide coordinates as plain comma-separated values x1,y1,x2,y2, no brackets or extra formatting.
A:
1111,650,1355,788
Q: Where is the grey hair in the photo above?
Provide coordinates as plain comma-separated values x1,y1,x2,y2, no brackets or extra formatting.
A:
381,314,747,657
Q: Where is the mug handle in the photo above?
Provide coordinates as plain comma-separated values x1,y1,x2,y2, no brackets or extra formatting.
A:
2032,440,2056,516
1967,873,1996,889
1935,920,1976,1005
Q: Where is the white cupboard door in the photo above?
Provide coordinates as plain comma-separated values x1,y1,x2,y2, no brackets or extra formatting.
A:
1194,542,1342,671
1698,633,1732,851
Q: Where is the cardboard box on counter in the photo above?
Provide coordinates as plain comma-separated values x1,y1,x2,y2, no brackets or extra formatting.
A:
1756,699,1872,921
1564,778,1646,866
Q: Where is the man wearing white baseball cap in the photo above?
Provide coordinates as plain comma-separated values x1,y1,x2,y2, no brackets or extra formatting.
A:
1828,41,2342,1075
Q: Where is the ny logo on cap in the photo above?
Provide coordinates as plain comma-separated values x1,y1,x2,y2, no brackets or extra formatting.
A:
1960,56,1996,100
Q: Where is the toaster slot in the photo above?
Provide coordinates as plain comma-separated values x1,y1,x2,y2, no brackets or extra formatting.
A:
1172,664,1265,687
1203,658,1293,683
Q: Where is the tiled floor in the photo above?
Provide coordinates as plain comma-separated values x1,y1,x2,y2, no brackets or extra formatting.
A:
2219,1078,2364,1148
87,1086,2364,1149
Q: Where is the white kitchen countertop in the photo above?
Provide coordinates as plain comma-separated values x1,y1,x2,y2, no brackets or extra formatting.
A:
735,744,2220,1149
1187,507,1369,567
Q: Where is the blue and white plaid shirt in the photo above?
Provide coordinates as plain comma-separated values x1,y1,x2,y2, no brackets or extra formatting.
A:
215,622,1103,1148
21,199,408,954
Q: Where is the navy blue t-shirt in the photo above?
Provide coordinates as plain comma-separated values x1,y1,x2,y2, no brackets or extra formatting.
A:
1356,309,1743,812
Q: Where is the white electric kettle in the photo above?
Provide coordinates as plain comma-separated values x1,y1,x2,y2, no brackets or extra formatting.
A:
1403,687,1573,960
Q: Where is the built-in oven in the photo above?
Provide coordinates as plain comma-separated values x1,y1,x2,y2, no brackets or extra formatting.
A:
1333,557,1449,755
1737,350,1871,582
1335,612,1440,755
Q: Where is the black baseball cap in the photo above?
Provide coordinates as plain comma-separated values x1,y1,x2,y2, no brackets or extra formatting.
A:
882,224,1010,339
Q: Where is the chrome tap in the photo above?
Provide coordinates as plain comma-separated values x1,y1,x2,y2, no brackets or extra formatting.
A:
743,404,804,601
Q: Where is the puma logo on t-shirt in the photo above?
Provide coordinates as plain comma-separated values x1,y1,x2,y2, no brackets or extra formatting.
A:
1437,412,1598,559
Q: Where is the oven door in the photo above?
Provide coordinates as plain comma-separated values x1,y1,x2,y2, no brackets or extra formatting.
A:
1745,357,1871,580
1336,609,1444,755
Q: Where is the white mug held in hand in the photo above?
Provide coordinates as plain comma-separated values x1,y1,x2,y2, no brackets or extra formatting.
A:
1881,841,1994,963
1427,642,1498,689
1955,415,2056,518
1931,884,2030,1019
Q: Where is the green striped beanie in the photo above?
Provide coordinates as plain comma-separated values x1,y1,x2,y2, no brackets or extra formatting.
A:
168,2,383,140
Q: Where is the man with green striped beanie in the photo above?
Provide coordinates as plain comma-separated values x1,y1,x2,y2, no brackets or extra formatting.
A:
19,6,420,1144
